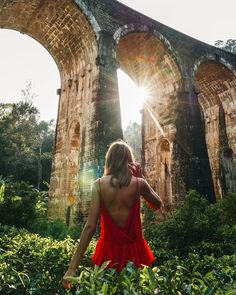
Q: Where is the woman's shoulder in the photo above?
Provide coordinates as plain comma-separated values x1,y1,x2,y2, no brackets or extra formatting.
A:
97,175,111,183
93,175,112,187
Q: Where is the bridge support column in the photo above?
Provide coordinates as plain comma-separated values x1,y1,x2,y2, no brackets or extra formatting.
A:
78,31,123,215
95,31,123,174
180,80,215,202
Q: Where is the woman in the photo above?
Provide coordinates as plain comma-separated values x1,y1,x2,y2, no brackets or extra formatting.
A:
62,140,162,289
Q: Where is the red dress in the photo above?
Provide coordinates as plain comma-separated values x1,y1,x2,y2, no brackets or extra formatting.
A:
91,178,155,272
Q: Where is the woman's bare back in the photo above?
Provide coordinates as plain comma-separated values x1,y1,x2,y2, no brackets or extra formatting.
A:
99,175,139,227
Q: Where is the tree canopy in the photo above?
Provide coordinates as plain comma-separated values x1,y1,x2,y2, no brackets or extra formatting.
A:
123,121,142,163
0,83,55,189
214,39,236,54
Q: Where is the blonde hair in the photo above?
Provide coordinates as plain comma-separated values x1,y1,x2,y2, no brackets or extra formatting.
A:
104,139,135,188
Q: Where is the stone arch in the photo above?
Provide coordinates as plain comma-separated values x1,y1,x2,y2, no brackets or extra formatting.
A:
116,30,183,208
114,23,183,75
73,0,101,38
194,60,236,198
192,54,236,80
113,23,184,77
0,0,99,220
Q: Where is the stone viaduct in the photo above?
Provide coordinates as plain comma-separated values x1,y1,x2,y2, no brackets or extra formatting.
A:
1,0,236,223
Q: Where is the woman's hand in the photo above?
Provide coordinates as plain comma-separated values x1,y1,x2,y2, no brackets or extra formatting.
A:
62,269,76,289
129,162,143,178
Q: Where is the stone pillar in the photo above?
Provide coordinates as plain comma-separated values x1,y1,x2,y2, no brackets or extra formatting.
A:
78,31,123,215
183,81,216,202
95,31,123,175
49,60,100,223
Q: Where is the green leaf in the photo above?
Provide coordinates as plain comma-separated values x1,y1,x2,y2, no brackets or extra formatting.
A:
101,282,108,294
98,261,111,273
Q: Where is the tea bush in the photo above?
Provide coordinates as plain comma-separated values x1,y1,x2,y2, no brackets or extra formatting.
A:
0,186,236,294
144,190,236,254
29,218,83,241
0,178,83,240
0,224,77,294
0,180,38,227
1,224,236,294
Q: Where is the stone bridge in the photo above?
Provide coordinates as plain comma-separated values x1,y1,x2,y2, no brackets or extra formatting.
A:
1,0,236,222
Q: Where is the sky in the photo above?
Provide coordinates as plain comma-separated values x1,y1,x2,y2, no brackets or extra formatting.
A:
119,0,236,45
0,0,235,128
0,30,60,123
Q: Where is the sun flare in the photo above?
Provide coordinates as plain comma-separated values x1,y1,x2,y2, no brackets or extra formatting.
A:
136,87,148,108
117,69,150,129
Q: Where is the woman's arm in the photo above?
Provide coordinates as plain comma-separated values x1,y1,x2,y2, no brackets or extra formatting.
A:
140,178,163,210
62,180,101,288
129,162,162,210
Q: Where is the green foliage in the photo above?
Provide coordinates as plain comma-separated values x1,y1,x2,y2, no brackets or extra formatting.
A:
0,224,76,294
188,241,236,258
72,254,236,294
0,83,55,188
123,122,142,162
1,224,236,294
29,218,83,241
0,179,38,227
218,193,236,226
0,177,84,241
215,39,236,54
0,175,6,204
144,190,236,253
0,187,235,294
144,190,211,250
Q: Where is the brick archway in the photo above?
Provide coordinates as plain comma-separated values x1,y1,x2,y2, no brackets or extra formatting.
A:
195,61,236,197
0,0,99,220
1,0,236,220
116,31,184,204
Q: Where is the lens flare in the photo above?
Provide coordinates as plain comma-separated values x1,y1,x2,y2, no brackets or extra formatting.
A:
136,87,148,109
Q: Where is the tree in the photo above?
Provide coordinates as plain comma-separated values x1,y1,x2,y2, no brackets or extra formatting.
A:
0,83,55,188
36,120,55,190
123,122,142,163
214,39,236,54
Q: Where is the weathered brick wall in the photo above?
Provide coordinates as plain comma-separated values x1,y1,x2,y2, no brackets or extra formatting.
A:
195,62,236,198
49,56,99,221
116,31,184,205
83,0,235,203
0,0,100,222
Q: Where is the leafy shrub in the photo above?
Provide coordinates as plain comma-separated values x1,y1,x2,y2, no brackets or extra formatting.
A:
29,218,69,240
0,178,84,241
29,218,83,241
0,224,76,294
215,224,236,243
144,190,211,250
217,193,236,226
29,190,83,240
1,224,236,294
188,241,236,257
144,190,236,253
0,179,38,227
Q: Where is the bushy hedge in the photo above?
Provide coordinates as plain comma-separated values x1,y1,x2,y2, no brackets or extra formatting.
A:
0,178,83,240
0,224,91,294
69,255,236,295
0,184,236,294
0,224,236,294
144,190,236,255
0,180,38,228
